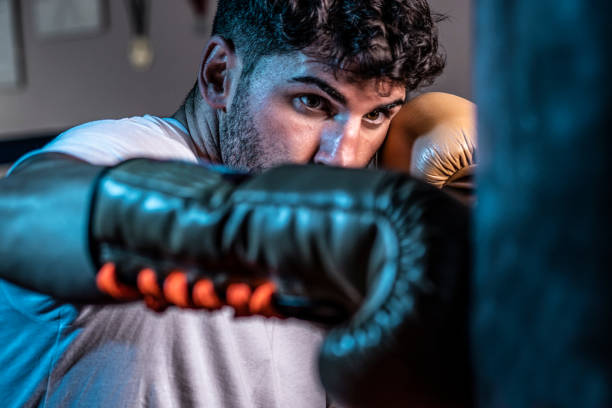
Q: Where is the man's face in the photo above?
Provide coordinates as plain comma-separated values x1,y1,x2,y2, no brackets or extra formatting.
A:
220,52,406,172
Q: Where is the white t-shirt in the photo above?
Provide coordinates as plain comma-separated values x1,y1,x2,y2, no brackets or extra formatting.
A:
1,115,329,407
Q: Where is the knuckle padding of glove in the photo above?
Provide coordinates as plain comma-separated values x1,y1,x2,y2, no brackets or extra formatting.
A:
90,159,250,285
90,160,398,313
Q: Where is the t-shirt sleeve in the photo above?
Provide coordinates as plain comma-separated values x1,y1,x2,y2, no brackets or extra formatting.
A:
2,115,197,322
10,115,198,171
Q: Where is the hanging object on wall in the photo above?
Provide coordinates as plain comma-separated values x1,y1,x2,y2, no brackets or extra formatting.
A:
126,0,153,71
32,0,106,39
188,0,209,34
0,0,24,89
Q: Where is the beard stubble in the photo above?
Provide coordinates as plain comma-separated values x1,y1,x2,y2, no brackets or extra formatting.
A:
219,74,268,172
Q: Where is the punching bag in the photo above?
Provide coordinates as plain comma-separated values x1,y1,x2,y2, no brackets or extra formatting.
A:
473,1,612,407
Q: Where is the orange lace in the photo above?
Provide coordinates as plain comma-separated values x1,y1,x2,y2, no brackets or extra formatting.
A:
96,262,282,318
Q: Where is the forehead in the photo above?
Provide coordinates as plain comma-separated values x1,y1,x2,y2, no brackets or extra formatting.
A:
249,51,406,100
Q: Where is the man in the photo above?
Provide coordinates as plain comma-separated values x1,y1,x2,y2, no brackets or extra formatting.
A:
0,1,471,407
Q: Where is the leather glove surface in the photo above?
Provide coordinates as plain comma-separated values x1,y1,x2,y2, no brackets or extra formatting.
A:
381,92,477,205
91,159,472,407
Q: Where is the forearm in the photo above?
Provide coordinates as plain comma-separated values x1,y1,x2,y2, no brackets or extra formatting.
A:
0,153,105,301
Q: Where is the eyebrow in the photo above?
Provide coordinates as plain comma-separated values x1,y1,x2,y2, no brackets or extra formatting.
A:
289,75,405,112
375,99,405,112
290,76,347,105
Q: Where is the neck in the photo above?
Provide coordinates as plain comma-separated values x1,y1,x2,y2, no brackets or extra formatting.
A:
172,86,222,164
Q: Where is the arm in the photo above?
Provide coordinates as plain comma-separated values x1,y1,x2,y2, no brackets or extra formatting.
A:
0,153,106,301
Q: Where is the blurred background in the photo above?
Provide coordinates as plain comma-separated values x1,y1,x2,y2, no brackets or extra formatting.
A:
0,0,472,174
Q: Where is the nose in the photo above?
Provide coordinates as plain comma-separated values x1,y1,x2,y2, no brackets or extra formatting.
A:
313,115,362,168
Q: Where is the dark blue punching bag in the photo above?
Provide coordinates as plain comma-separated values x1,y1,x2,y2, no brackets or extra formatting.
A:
473,1,612,407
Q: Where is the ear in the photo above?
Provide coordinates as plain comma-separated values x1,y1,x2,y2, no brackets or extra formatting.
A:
198,35,239,112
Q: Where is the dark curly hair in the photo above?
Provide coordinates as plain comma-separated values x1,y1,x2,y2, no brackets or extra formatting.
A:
212,0,446,92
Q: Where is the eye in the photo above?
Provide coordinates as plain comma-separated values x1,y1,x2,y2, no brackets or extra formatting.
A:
363,109,389,125
292,94,335,117
298,94,324,109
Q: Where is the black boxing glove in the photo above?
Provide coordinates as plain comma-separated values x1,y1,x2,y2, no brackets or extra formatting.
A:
1,154,471,406
316,184,472,408
91,159,471,406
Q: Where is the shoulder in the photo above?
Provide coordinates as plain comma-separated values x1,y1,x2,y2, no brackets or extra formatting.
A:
39,115,198,166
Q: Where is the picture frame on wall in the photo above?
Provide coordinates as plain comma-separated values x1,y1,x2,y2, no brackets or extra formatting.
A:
0,0,24,89
33,0,108,39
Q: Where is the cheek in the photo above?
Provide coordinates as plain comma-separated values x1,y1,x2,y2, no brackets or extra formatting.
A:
356,127,389,164
251,97,322,163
